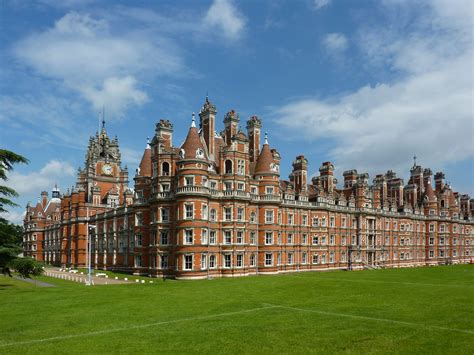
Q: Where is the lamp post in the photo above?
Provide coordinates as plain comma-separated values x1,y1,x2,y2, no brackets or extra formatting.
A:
87,224,96,286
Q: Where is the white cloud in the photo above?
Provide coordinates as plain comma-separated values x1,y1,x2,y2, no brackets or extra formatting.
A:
13,12,183,117
313,0,331,11
323,33,348,52
121,147,143,168
5,160,76,196
273,1,473,180
0,210,26,225
203,0,247,40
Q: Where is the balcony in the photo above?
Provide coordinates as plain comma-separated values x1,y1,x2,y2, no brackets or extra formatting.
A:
154,191,174,200
175,185,210,196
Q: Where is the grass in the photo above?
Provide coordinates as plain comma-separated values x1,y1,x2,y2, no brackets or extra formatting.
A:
75,267,157,282
0,265,473,354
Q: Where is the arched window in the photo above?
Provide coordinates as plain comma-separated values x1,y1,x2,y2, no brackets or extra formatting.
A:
440,199,445,208
162,162,170,176
225,160,233,174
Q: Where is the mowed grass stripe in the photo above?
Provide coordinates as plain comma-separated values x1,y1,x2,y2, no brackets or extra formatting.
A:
268,304,474,335
0,305,278,348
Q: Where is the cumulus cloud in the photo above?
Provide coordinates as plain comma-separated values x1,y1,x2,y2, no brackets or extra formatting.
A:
5,160,76,195
203,0,247,40
323,33,348,53
0,210,26,225
313,0,331,11
13,12,183,117
273,0,473,179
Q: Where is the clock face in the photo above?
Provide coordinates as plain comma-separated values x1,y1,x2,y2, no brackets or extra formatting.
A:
102,164,113,176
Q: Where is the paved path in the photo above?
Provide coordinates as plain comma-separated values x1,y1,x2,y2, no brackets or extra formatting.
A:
13,276,56,287
44,269,130,285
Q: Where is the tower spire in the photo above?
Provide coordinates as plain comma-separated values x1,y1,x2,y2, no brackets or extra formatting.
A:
264,132,269,145
191,112,196,128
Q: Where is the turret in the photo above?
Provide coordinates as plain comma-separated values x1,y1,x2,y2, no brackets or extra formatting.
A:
434,171,445,192
291,155,308,193
223,110,239,146
247,115,262,163
199,96,217,160
319,162,335,194
154,119,174,150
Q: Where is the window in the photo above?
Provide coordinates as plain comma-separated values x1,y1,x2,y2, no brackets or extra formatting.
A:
288,214,294,225
202,204,208,220
321,254,326,264
210,230,216,244
201,254,207,269
160,231,169,245
288,253,294,265
329,252,335,263
224,207,232,221
237,182,245,191
330,217,335,227
237,159,245,175
330,235,335,245
302,215,308,226
161,254,168,269
265,232,273,245
210,209,217,221
185,204,193,219
265,253,273,266
251,186,257,195
224,230,232,245
210,180,217,190
429,237,434,245
135,234,142,247
184,229,193,245
225,160,233,174
287,233,294,245
250,211,256,223
224,254,231,268
429,250,434,258
440,237,445,245
266,186,274,195
236,254,243,268
312,236,319,245
237,207,244,221
302,252,307,264
161,183,170,191
184,255,193,270
185,176,194,186
161,208,169,222
250,254,256,267
135,213,143,226
209,254,216,268
201,229,208,244
162,162,170,176
312,217,319,227
236,230,244,244
312,254,319,264
302,234,308,245
135,255,142,267
250,231,256,245
224,181,232,191
265,210,274,224
321,236,327,245
321,218,326,227
342,236,346,246
342,218,347,228
439,249,445,257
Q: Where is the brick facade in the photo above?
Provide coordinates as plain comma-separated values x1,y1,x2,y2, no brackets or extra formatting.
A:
24,97,474,279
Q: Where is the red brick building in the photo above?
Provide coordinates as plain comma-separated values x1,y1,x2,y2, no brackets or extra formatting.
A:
24,97,474,278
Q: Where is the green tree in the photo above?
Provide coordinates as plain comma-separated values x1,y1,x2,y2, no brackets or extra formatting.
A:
0,149,28,276
0,149,29,214
12,257,44,279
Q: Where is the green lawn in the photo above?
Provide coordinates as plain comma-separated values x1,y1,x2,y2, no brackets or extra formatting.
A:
1,265,473,354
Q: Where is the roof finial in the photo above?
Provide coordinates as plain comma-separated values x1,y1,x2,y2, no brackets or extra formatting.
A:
101,106,106,129
191,112,196,127
413,154,417,167
264,132,269,145
146,137,151,149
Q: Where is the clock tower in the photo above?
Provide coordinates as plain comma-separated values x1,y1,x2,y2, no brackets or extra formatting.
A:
76,120,129,206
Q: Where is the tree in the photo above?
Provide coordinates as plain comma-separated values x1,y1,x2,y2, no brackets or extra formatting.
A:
0,149,28,276
12,257,44,279
0,149,29,214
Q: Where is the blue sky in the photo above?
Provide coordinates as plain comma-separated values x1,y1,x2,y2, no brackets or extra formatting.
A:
1,0,473,224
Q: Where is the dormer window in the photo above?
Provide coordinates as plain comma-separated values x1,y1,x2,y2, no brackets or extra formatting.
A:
196,148,204,159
